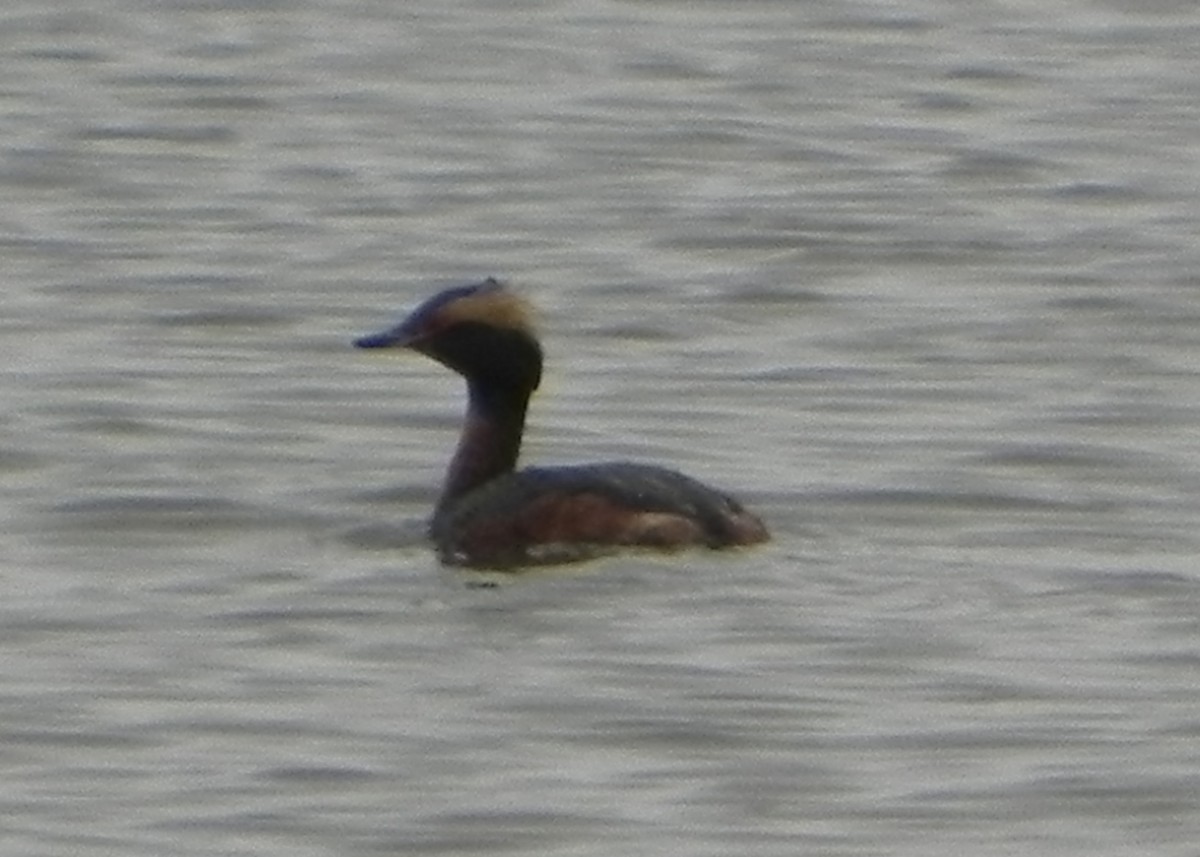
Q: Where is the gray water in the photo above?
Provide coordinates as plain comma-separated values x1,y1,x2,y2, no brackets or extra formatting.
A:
4,1,1200,854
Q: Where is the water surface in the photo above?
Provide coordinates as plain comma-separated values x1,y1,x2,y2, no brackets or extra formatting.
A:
4,1,1200,855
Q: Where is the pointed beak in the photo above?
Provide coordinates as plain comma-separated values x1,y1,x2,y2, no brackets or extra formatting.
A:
354,320,420,350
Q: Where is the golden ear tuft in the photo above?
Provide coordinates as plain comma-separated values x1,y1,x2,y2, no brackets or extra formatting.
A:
440,283,536,334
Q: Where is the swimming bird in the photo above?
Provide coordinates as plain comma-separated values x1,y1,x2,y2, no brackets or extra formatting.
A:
354,278,768,568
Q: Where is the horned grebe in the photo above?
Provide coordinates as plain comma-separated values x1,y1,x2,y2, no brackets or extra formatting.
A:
354,278,768,568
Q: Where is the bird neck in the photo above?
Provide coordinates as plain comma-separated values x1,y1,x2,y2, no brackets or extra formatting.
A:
436,379,531,515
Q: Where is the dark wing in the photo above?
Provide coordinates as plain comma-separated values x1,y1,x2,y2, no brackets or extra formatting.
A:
431,462,767,567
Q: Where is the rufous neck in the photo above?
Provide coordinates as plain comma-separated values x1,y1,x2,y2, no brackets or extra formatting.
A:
436,380,530,515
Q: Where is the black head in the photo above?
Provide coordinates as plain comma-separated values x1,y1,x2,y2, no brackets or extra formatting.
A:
355,278,543,393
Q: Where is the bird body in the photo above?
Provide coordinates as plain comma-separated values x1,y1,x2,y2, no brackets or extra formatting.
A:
355,278,768,569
